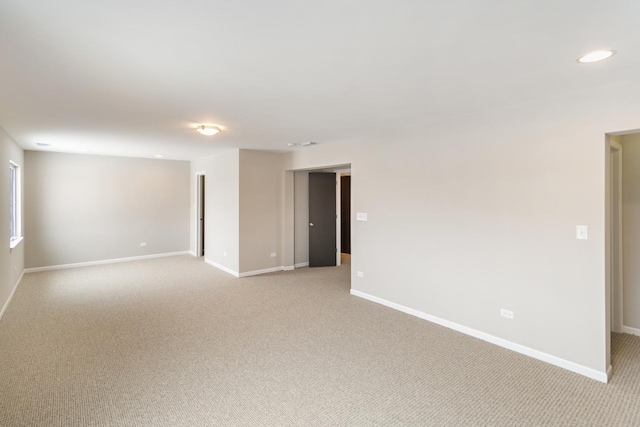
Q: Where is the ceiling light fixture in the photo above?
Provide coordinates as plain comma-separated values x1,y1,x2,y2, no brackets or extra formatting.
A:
288,141,318,147
196,124,221,136
577,50,616,63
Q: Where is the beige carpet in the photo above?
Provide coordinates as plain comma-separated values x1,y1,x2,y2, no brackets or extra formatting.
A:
0,255,639,426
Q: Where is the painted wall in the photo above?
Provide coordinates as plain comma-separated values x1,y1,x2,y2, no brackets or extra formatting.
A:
24,152,190,268
281,82,640,379
191,150,240,274
0,128,24,317
621,133,640,331
239,150,286,273
294,171,309,266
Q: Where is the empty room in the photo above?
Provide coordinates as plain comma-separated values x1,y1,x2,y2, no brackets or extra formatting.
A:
1,1,640,425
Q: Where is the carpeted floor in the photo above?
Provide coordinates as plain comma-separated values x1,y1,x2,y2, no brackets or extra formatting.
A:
0,255,639,426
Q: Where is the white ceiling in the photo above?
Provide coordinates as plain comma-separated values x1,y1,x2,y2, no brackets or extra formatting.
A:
1,0,639,161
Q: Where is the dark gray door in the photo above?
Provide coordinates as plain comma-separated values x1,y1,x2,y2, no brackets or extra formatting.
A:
309,173,337,267
340,175,351,254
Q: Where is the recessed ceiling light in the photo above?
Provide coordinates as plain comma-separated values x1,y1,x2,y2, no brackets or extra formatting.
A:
154,154,163,158
36,142,51,147
577,50,616,63
196,124,221,136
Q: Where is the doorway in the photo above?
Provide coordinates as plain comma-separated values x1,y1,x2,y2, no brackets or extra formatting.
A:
292,165,351,269
196,173,205,257
610,141,623,334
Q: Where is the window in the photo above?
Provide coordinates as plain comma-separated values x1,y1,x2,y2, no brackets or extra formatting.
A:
9,161,22,249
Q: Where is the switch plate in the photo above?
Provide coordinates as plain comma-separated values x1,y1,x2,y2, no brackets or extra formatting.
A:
356,271,364,278
500,309,514,319
576,225,588,240
270,252,276,258
357,212,368,221
140,242,147,247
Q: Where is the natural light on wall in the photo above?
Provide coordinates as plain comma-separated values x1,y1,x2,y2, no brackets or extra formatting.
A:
9,160,22,249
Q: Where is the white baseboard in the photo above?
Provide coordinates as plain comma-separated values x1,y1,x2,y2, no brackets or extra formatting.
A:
24,251,191,273
189,251,197,257
204,260,296,278
623,325,640,336
0,269,25,321
350,289,609,384
204,258,240,277
295,262,309,268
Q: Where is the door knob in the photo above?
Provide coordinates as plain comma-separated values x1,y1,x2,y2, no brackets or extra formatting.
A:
310,223,314,227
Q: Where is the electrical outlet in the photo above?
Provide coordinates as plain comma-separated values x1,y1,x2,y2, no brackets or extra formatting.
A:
500,309,514,319
270,252,277,258
576,225,588,240
357,271,364,278
223,251,227,256
140,242,147,247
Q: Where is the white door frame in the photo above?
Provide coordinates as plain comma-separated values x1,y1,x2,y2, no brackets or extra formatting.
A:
610,141,623,333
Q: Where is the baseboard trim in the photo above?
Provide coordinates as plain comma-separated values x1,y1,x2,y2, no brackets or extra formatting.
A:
189,251,197,257
203,260,297,278
24,251,191,273
623,325,640,336
295,262,309,268
350,289,608,383
0,269,25,321
204,258,240,277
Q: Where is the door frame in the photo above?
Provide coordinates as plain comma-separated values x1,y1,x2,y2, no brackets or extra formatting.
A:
195,172,206,257
610,141,623,333
288,164,351,270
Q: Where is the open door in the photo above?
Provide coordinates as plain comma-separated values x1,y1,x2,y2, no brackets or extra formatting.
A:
196,174,205,257
309,173,337,267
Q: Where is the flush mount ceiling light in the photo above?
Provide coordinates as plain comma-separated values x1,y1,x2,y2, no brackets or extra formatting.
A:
288,141,318,147
577,50,616,63
196,124,221,136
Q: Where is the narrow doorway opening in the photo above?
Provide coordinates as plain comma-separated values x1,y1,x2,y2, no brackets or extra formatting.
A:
196,173,205,257
340,174,351,266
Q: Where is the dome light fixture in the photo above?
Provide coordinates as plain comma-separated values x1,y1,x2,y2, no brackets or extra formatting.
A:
196,124,221,136
577,50,616,63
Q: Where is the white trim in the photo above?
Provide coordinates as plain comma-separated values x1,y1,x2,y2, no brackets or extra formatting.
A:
189,251,197,257
239,266,285,278
350,289,609,383
9,236,23,250
24,251,190,273
295,262,309,268
623,325,640,336
203,260,296,278
0,269,25,321
204,258,240,277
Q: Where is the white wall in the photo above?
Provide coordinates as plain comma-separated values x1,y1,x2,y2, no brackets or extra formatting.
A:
621,133,640,331
24,152,190,268
191,150,240,274
281,82,640,380
0,128,24,317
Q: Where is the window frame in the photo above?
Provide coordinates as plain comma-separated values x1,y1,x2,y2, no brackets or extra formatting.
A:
9,160,22,249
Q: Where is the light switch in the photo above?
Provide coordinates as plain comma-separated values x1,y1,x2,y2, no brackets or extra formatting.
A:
576,225,588,240
357,212,368,221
